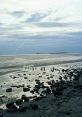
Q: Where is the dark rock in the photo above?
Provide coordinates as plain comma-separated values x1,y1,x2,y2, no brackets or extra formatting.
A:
47,81,52,85
15,99,22,106
6,88,12,92
6,102,17,112
23,87,30,92
35,85,40,89
35,80,40,84
33,97,40,101
24,77,28,79
42,72,46,74
18,105,27,112
34,95,46,101
35,79,40,82
30,90,34,94
23,74,26,76
33,87,39,93
46,87,51,94
21,95,29,102
62,69,65,72
13,76,17,79
11,85,24,88
27,85,31,88
16,85,21,88
47,77,50,79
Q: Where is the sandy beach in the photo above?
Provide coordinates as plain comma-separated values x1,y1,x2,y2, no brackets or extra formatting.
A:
0,53,82,117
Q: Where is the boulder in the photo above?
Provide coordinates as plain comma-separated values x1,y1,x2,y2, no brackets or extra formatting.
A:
6,88,12,92
30,90,34,94
18,105,27,112
24,77,28,79
21,95,29,102
23,87,30,92
15,99,22,106
6,102,17,112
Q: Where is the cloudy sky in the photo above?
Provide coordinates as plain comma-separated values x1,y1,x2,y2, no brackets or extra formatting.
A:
0,0,82,41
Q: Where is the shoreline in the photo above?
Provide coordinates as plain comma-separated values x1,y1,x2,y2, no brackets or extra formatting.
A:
0,54,82,117
0,52,82,57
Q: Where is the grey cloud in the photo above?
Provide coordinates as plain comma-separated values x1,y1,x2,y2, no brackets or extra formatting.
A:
0,23,23,31
23,12,76,28
0,24,23,39
10,11,25,18
34,22,70,28
6,32,65,40
25,12,48,22
34,21,82,28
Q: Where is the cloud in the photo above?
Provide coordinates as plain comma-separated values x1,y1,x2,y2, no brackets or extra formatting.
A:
34,22,69,28
0,0,82,41
26,12,48,23
10,11,25,18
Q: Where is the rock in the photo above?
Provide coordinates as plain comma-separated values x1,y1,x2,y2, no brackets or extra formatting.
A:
6,102,17,112
27,85,31,88
11,85,24,88
35,85,40,89
6,88,12,92
24,77,28,79
35,79,40,82
0,109,3,117
23,87,30,92
46,87,51,94
16,85,21,88
18,105,27,112
42,72,46,74
21,95,29,102
15,99,22,106
30,90,34,94
13,76,17,79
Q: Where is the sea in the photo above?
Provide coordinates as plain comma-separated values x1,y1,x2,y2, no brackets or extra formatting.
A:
0,38,82,55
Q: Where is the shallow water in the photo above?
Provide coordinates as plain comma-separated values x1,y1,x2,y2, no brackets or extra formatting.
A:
0,38,82,55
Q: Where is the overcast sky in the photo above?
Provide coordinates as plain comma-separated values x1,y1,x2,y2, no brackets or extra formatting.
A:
0,0,82,41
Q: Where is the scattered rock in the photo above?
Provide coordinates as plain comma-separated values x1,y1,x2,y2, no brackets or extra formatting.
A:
23,87,30,92
30,90,34,94
6,102,17,112
24,77,28,79
18,105,27,112
15,99,22,106
6,88,12,92
21,95,29,102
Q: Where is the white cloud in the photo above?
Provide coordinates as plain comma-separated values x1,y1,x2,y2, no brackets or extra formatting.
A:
0,0,69,11
0,0,82,40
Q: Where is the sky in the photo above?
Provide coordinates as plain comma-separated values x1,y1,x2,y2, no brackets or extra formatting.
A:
0,0,82,41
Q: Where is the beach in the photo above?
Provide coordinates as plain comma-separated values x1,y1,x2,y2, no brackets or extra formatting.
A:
0,53,82,117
